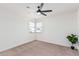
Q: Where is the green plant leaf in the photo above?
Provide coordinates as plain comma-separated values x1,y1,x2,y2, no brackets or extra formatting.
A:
66,34,78,44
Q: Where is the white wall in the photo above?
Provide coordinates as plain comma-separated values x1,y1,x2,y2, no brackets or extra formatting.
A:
77,9,79,35
37,11,77,47
0,6,34,52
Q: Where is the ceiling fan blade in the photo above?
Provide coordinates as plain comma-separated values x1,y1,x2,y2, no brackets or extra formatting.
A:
40,12,47,16
41,10,52,12
39,3,44,9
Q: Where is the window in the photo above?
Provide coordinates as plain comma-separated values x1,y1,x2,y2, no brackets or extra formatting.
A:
29,21,42,33
36,22,42,32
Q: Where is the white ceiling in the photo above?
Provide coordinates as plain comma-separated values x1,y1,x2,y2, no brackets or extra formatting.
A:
25,3,79,13
0,3,79,17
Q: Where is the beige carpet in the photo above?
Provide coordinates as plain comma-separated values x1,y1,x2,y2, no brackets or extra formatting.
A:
0,40,79,56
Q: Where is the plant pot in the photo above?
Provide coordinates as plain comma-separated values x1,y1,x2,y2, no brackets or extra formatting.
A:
71,46,75,50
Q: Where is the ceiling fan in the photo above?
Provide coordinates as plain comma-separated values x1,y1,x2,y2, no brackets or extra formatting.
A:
36,3,52,16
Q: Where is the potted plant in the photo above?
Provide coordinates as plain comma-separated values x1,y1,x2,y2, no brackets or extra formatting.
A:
66,34,78,50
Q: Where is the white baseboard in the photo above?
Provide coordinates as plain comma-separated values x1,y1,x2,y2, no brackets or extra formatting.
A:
37,39,70,48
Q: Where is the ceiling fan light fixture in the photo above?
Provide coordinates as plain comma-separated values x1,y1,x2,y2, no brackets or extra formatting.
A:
36,3,52,16
37,12,40,15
